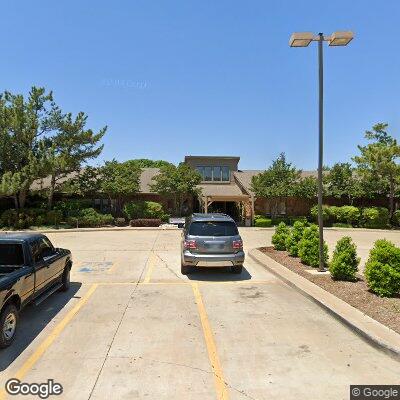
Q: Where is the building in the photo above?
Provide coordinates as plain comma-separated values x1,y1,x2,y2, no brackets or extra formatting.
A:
129,155,318,225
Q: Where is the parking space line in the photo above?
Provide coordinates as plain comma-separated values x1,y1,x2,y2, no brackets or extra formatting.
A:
106,261,120,274
192,283,229,400
0,284,98,400
143,252,156,283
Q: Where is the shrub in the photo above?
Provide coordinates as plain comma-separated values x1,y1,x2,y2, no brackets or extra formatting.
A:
124,201,169,222
67,208,114,227
335,206,360,226
393,210,400,227
130,219,161,227
310,205,331,224
271,222,290,250
34,215,46,226
15,212,34,229
115,217,127,226
255,218,272,227
329,237,359,281
361,207,389,229
45,210,63,226
285,220,308,257
298,224,328,267
0,209,18,227
365,240,400,297
54,199,92,217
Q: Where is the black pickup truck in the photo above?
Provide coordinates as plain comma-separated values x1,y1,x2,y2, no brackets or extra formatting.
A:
0,233,72,348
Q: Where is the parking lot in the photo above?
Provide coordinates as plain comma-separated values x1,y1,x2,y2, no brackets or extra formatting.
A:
0,228,399,399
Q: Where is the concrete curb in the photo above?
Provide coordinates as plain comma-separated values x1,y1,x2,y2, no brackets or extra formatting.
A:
249,248,400,360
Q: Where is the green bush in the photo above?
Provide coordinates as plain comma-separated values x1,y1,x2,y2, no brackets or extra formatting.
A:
310,205,331,224
285,220,308,257
298,224,329,268
68,208,114,227
361,207,389,229
365,239,400,297
255,218,272,227
329,237,359,281
393,210,400,227
124,201,169,222
45,210,63,226
34,215,46,226
335,206,360,226
54,199,93,218
271,222,290,250
1,209,18,227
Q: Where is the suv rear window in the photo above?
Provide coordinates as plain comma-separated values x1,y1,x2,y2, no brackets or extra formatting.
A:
0,244,24,266
188,221,238,236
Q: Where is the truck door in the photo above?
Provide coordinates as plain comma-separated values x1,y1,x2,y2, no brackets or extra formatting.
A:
30,240,51,296
38,237,64,285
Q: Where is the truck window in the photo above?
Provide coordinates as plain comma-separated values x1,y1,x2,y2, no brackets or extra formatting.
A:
0,244,25,266
32,238,54,262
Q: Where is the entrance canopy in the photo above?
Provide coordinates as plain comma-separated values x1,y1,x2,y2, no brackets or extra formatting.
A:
197,183,254,224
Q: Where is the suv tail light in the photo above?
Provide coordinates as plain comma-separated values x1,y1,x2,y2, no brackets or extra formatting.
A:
232,240,243,250
184,240,197,250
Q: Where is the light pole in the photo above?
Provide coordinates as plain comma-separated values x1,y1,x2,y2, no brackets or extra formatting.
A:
289,31,354,272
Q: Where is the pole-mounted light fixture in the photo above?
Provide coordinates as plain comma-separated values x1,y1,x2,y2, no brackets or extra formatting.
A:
289,30,354,271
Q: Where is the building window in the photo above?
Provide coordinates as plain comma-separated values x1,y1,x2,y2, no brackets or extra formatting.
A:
213,166,221,181
222,166,230,181
196,165,230,182
204,167,212,181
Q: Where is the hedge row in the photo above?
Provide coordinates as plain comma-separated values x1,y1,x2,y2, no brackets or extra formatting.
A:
310,205,391,228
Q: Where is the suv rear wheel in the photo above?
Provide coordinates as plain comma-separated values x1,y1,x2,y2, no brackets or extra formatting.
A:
231,265,243,274
181,263,192,275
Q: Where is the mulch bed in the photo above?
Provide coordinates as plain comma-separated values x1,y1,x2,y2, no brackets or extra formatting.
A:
260,246,400,334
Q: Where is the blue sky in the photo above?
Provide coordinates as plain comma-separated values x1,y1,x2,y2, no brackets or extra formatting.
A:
2,1,399,170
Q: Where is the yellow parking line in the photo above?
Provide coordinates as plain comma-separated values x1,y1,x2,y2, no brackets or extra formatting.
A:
143,252,156,283
107,261,120,275
0,284,98,400
192,283,229,400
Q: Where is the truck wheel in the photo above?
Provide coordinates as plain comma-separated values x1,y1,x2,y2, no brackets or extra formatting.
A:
60,267,71,292
231,265,243,274
0,304,19,348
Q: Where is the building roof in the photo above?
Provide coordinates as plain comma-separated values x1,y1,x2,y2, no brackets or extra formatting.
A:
139,168,160,193
198,182,246,197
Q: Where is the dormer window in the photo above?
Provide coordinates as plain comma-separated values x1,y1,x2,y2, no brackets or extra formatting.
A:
196,166,230,182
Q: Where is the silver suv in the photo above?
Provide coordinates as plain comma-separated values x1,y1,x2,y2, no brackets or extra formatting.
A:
181,213,245,275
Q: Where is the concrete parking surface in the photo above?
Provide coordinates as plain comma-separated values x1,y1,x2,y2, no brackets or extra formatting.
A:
0,228,399,399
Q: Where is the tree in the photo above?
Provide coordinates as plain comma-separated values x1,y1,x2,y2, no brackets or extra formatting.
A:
353,123,400,218
150,163,202,216
59,166,102,198
325,162,362,204
295,176,318,199
127,159,172,168
99,160,142,215
44,111,106,208
0,87,58,208
251,153,300,216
